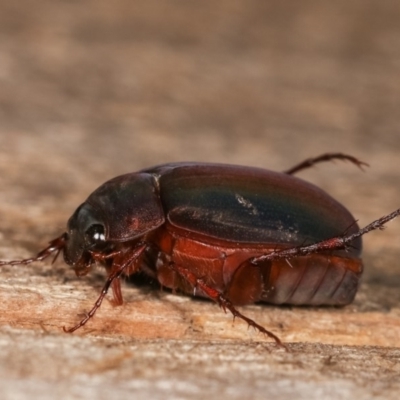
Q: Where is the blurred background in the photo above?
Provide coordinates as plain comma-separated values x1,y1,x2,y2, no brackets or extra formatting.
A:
0,1,399,399
0,0,399,263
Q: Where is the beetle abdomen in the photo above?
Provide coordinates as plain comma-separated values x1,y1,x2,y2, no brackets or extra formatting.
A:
259,255,363,306
148,226,363,307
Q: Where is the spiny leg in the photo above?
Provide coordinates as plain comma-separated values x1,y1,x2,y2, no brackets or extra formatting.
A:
284,153,368,175
63,243,146,333
252,209,400,264
0,234,66,266
169,263,287,349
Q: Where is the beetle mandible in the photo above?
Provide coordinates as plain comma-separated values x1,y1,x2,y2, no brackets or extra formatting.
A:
1,153,399,347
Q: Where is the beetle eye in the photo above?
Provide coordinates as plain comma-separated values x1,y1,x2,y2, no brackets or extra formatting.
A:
85,224,106,247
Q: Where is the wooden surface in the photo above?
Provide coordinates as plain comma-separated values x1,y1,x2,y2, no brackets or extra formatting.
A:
0,1,400,399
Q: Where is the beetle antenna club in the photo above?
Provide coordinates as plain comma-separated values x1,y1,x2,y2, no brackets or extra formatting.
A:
0,156,399,346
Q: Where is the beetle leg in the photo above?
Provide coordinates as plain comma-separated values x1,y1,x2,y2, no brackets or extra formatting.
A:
89,249,122,261
252,209,400,263
63,242,147,333
0,234,67,266
283,153,368,175
169,263,286,349
110,277,123,306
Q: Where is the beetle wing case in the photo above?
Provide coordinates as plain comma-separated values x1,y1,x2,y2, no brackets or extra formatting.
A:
147,163,362,256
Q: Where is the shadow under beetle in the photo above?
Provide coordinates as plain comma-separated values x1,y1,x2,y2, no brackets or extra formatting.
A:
1,153,399,348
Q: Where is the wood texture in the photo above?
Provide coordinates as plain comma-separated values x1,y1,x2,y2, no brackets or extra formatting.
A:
0,1,399,399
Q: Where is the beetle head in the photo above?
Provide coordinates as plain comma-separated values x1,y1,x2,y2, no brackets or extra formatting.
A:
63,202,108,276
63,172,165,276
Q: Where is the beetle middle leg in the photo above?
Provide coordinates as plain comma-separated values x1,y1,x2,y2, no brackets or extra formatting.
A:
168,262,286,349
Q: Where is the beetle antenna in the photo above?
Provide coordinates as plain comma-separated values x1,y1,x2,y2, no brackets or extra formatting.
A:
0,234,66,266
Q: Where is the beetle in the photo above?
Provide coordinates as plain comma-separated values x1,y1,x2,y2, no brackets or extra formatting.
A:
0,153,399,347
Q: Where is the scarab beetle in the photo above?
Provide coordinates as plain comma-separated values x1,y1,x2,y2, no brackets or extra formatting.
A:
1,153,399,347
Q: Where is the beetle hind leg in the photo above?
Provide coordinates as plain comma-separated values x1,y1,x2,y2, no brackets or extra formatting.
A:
168,262,286,349
283,153,368,175
252,208,400,265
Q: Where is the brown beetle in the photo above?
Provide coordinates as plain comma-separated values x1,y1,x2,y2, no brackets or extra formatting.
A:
1,153,399,347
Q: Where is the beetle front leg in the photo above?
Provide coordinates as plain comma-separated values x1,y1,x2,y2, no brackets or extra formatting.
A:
169,263,286,349
64,243,147,333
0,234,67,267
